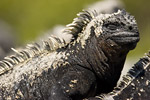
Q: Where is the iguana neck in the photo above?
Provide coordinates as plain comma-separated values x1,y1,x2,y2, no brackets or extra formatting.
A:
97,38,128,78
65,33,128,80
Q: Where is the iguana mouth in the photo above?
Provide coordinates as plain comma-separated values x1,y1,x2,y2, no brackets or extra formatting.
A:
111,32,140,45
112,32,139,37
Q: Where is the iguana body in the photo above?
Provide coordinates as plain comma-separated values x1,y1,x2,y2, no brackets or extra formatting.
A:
0,10,139,100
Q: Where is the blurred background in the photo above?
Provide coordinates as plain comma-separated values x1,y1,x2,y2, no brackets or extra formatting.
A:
0,0,149,62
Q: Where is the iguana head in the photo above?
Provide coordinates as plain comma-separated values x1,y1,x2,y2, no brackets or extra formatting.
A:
86,10,140,90
94,10,139,51
65,9,139,55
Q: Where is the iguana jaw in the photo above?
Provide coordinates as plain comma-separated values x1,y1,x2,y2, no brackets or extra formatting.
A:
110,31,139,50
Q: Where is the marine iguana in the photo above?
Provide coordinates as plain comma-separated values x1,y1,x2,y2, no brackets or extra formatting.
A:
0,10,139,100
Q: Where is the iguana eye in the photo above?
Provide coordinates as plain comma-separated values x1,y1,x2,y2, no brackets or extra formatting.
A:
105,22,120,30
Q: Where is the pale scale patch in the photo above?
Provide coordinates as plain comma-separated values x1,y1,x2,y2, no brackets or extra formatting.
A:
69,84,74,88
71,79,78,84
75,13,113,49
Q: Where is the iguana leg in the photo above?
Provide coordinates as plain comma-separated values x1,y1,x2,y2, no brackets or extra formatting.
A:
49,65,97,100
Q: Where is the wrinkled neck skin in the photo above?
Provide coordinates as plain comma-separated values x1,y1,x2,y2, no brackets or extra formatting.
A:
87,36,128,78
69,32,129,84
88,36,129,93
98,38,129,76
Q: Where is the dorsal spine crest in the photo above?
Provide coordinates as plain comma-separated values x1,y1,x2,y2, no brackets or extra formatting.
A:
0,36,66,75
63,10,98,40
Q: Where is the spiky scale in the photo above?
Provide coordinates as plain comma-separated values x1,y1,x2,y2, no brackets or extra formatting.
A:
0,36,65,75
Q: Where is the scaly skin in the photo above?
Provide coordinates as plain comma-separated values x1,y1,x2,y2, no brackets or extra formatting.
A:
0,10,139,100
